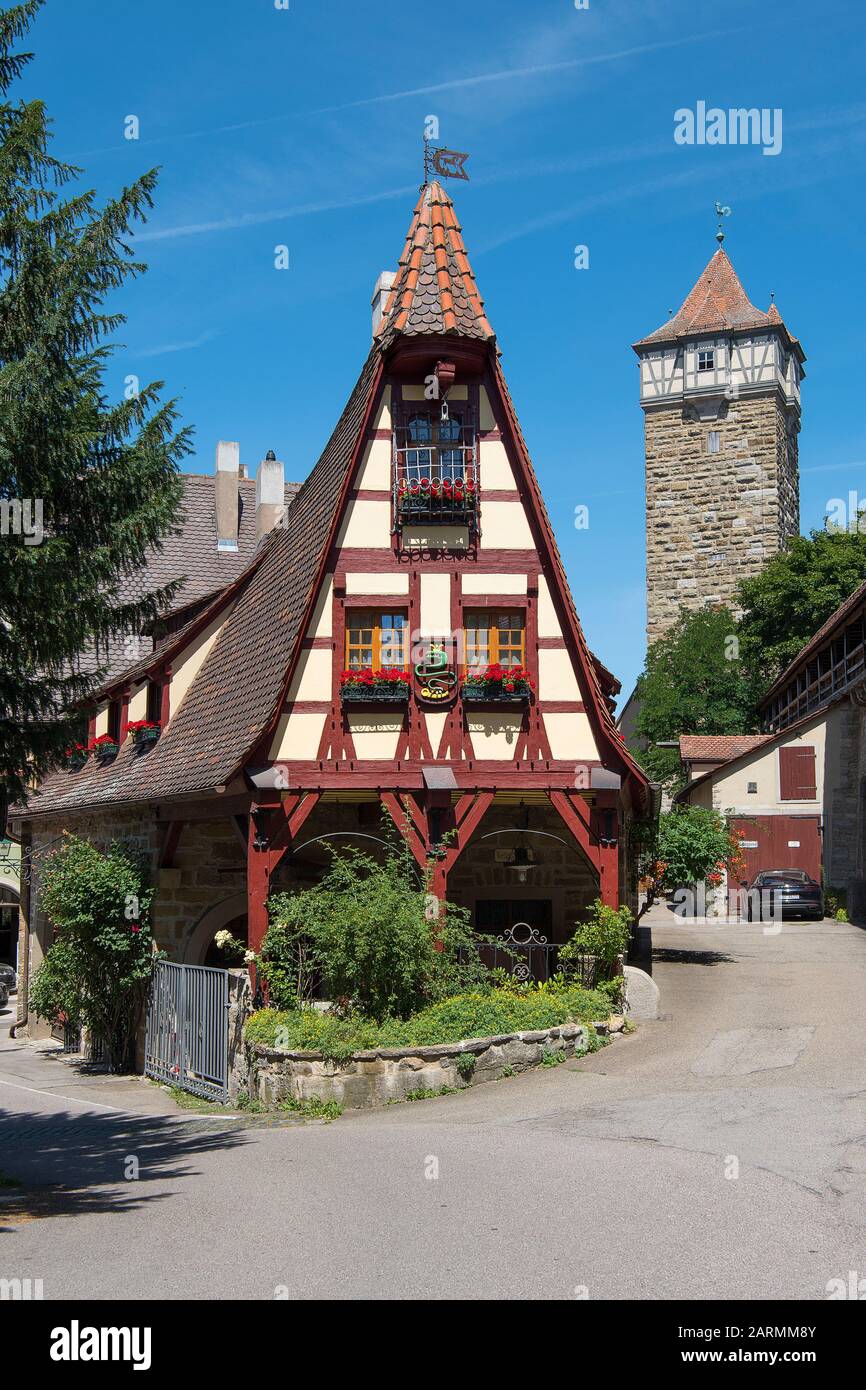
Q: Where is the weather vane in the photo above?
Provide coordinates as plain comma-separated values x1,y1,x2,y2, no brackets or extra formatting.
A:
423,139,470,186
715,201,732,244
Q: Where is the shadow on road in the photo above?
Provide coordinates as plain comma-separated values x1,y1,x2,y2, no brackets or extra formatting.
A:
652,948,736,967
0,1106,250,1232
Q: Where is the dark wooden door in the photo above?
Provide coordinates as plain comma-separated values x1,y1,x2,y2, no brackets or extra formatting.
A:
730,815,822,884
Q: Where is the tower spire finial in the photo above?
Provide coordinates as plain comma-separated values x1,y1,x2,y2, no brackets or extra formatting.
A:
715,200,732,245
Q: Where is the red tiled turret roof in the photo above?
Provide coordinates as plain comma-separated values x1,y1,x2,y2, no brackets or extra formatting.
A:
376,180,494,343
633,248,801,356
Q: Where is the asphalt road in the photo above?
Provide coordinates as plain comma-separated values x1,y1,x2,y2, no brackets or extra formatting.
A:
2,910,866,1301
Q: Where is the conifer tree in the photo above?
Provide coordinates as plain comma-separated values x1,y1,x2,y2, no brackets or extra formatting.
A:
0,0,191,807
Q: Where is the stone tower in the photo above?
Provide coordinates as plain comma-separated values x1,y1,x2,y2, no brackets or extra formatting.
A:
634,246,803,644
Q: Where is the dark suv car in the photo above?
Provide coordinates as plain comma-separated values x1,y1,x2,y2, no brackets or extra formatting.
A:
745,870,824,921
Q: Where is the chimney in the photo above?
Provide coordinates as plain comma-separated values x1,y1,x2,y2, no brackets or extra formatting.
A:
371,270,396,337
215,441,240,552
256,450,286,542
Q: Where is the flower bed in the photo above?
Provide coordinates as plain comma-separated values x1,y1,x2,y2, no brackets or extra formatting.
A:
339,668,410,704
239,982,620,1107
461,663,534,703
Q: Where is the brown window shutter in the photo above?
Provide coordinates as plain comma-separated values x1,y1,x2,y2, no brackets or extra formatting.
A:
779,746,816,800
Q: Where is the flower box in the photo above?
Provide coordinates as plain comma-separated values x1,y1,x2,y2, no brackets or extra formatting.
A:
128,720,161,746
65,744,89,771
396,478,478,527
461,664,534,705
339,670,410,706
88,735,119,760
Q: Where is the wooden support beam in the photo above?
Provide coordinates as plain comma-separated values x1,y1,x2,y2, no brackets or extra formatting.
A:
158,820,184,870
380,791,428,867
441,791,494,874
548,790,600,873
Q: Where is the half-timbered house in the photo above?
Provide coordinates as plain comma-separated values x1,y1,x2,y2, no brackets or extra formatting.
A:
13,179,649,1030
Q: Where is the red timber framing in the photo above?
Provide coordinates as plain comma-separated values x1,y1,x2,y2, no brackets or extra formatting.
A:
246,792,322,981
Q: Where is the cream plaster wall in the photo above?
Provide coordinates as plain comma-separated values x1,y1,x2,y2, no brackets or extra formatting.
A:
336,499,391,549
128,684,148,722
286,647,332,703
400,525,469,551
420,574,452,634
424,710,447,755
171,601,237,718
537,576,563,639
700,720,826,816
347,716,403,760
355,438,392,491
269,711,327,762
479,501,534,549
467,714,523,759
542,712,599,761
538,648,582,703
480,440,517,490
479,387,496,432
308,576,333,640
345,572,409,595
461,573,527,595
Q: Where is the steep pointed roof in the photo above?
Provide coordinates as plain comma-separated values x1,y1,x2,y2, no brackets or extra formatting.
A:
376,180,494,343
633,247,801,354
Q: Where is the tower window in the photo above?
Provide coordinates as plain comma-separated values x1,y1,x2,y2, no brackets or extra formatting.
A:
698,350,715,372
707,431,721,454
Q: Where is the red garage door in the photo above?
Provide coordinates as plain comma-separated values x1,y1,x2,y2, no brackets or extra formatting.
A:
729,816,822,885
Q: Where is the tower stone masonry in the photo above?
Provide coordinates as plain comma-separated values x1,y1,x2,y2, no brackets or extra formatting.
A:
634,247,803,644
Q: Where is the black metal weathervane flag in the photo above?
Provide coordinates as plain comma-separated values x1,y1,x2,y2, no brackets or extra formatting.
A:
424,143,470,184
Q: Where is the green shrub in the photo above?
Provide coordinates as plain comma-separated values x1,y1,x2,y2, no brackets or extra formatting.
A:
29,834,156,1071
245,981,611,1060
262,844,485,1020
279,1095,343,1121
558,899,632,982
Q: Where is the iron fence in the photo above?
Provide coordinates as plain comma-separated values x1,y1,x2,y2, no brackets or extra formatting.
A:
145,960,229,1102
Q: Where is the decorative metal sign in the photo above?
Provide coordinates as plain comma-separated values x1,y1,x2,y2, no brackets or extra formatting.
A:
424,144,470,183
414,643,457,703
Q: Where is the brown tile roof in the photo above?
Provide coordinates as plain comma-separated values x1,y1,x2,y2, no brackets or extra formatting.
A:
633,248,801,355
21,352,382,816
679,734,773,763
82,473,301,684
376,181,495,343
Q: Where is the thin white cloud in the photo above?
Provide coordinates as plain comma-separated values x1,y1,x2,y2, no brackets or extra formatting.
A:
135,329,221,357
76,28,741,161
136,185,417,243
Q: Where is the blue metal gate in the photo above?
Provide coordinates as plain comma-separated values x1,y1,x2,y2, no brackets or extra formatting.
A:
144,960,229,1102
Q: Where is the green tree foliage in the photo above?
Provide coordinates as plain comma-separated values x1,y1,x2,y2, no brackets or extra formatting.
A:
632,606,757,790
737,527,866,692
262,845,485,1021
633,807,743,920
558,898,632,980
28,833,156,1070
0,1,191,804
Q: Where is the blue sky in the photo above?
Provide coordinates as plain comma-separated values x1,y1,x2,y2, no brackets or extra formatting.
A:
20,0,866,702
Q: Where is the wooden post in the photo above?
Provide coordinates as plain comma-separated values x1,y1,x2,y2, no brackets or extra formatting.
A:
594,793,620,909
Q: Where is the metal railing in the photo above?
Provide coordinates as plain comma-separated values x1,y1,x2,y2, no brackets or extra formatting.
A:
145,960,230,1103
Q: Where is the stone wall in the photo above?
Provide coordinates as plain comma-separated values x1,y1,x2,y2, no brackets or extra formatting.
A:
245,1022,595,1109
645,391,799,642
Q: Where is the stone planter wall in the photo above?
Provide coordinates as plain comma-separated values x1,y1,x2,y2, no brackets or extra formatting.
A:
244,1021,593,1110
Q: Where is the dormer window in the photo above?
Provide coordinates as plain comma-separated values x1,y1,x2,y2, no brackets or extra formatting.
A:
698,350,715,372
393,405,478,528
146,680,162,724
